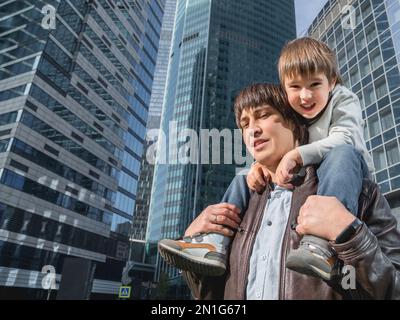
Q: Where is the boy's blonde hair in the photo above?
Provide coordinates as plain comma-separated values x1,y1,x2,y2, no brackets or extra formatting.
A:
278,37,343,86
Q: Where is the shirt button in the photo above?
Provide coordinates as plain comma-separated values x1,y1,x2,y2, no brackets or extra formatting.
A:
262,255,267,261
256,293,261,298
267,220,272,226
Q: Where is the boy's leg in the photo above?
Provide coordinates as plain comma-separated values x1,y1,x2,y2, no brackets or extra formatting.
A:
286,145,369,280
220,174,251,212
316,144,369,216
158,175,250,276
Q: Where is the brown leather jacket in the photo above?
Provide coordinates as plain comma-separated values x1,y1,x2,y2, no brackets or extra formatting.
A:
183,166,400,299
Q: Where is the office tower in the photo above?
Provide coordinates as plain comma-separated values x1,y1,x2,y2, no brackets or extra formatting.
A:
120,1,175,300
147,0,296,298
0,0,163,299
132,0,177,243
308,0,400,221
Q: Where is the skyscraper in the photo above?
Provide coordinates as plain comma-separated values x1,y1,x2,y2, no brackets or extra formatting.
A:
147,0,296,298
0,0,163,299
307,0,400,222
132,0,177,243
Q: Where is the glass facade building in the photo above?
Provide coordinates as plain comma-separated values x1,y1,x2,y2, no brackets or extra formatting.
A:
307,0,400,222
0,0,163,299
132,0,177,243
147,0,296,298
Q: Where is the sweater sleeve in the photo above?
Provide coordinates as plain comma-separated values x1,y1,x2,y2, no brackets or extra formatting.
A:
297,88,364,166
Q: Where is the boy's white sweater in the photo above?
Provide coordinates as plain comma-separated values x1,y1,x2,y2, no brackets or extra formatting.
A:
297,84,375,173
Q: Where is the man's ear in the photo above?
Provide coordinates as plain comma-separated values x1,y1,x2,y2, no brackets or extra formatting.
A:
293,131,300,147
286,122,299,147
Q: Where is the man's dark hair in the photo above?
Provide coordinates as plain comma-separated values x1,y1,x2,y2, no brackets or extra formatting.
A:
234,83,308,145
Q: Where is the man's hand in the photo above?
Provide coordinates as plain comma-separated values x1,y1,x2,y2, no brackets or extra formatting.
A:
247,162,270,193
276,149,302,189
296,195,356,241
184,203,241,238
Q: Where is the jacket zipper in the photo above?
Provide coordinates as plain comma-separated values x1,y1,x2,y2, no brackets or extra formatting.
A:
279,187,300,300
240,186,271,299
279,218,291,300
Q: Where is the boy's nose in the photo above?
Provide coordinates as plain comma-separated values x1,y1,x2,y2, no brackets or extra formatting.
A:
300,89,312,100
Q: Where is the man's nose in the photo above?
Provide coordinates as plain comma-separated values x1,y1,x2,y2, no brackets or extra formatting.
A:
248,122,261,137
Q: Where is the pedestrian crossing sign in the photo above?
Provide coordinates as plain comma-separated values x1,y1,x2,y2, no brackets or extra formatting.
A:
119,286,131,298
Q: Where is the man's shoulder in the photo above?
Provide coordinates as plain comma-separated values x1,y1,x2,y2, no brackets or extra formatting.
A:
359,178,385,211
361,178,379,196
358,178,398,230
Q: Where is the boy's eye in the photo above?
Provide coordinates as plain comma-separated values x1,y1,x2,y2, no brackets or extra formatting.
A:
260,113,270,118
241,122,249,129
311,82,322,87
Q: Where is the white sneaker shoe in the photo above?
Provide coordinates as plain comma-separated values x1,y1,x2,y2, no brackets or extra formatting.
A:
158,233,227,276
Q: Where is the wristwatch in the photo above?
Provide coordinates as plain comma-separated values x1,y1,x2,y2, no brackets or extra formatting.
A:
335,218,363,244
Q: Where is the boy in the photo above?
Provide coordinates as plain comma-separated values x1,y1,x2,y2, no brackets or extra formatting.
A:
158,37,374,280
272,37,374,280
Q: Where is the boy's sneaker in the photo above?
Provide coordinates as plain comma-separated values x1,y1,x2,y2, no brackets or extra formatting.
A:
158,233,227,276
285,235,339,281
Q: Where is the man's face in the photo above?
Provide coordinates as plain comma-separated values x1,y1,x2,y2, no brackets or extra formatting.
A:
284,72,335,119
240,105,296,169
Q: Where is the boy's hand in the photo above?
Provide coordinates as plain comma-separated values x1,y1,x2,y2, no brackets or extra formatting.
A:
276,149,303,189
247,162,270,193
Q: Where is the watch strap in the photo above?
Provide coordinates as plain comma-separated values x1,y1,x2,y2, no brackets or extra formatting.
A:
335,218,363,244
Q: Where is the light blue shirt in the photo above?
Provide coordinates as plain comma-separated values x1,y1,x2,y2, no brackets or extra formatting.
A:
246,185,293,300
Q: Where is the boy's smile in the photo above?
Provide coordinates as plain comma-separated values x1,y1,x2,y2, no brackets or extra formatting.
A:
284,73,336,119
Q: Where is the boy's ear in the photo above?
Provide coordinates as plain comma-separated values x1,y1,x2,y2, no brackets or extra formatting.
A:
329,77,337,90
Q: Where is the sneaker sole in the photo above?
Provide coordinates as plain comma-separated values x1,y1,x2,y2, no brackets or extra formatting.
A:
158,242,226,276
286,249,334,281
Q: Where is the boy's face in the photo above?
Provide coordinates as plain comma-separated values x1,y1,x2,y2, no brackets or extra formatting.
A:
284,73,335,119
240,105,295,170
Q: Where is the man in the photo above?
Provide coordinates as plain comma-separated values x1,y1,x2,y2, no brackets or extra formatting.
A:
163,84,400,299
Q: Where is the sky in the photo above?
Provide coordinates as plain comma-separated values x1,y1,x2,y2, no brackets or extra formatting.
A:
295,0,329,36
